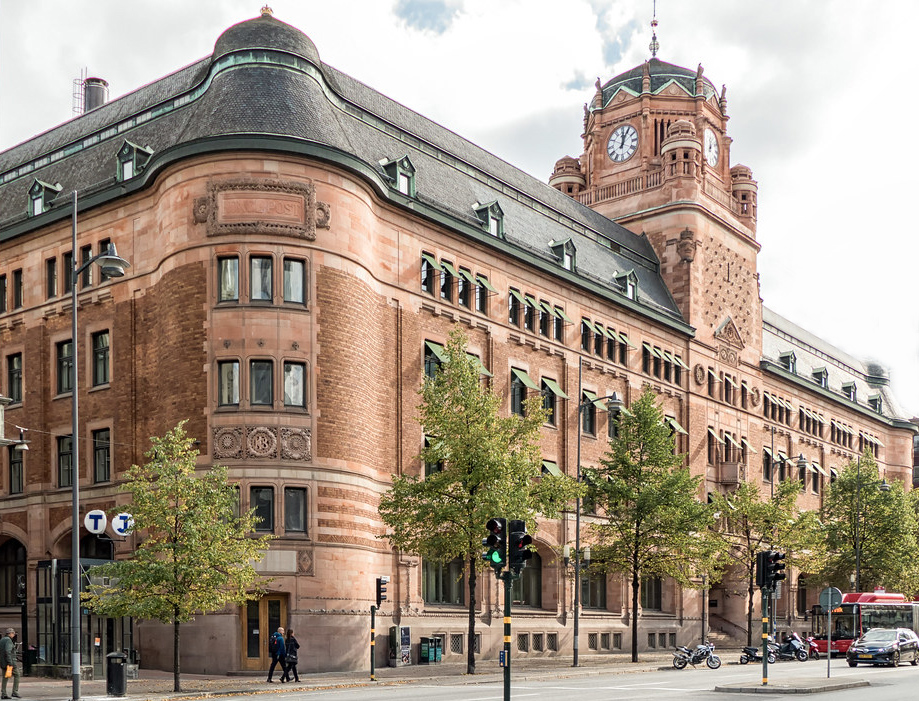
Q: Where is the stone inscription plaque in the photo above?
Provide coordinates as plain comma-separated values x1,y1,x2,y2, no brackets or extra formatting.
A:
218,191,305,226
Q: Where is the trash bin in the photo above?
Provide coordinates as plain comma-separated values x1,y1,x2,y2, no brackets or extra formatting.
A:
433,637,442,662
419,637,431,664
106,651,128,697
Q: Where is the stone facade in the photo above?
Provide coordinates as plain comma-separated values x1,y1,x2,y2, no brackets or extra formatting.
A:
0,11,914,675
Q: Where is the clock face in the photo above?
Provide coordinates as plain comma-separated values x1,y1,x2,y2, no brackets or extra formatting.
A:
607,124,638,162
704,128,719,166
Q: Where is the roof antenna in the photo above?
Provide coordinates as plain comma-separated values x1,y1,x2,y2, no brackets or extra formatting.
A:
649,0,660,58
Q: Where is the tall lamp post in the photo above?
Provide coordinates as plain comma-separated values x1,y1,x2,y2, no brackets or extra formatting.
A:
69,191,130,701
572,356,623,667
854,456,890,592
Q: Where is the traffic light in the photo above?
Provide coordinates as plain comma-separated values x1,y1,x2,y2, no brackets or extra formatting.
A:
755,550,769,588
766,551,786,586
482,518,507,574
508,519,533,573
375,576,389,607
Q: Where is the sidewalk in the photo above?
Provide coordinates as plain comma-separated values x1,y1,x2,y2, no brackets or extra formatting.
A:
15,653,676,701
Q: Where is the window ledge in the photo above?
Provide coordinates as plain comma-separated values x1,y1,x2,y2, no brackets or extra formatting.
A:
89,383,111,393
53,391,74,401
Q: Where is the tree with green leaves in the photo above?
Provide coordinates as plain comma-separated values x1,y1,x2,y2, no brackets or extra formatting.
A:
584,386,717,662
708,478,823,645
378,329,580,674
83,422,272,692
820,451,919,595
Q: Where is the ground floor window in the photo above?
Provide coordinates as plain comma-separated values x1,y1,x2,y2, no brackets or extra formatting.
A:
422,557,465,605
640,576,662,610
511,552,542,607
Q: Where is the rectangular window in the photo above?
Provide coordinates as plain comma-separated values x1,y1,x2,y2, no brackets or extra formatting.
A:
46,257,57,299
652,347,661,377
217,257,239,302
9,447,23,495
93,428,111,483
424,436,444,476
458,268,472,308
553,308,564,342
284,487,307,533
475,277,488,314
581,320,592,352
508,288,521,326
440,261,454,302
81,245,93,288
12,269,22,308
594,330,604,356
63,251,74,293
92,330,110,386
510,372,526,417
283,361,306,407
581,393,596,435
58,435,73,488
218,360,240,405
541,380,556,426
57,340,74,394
283,259,305,304
642,345,651,374
640,576,662,610
421,254,437,294
250,256,273,302
0,274,6,313
251,487,274,532
7,354,22,403
250,360,274,406
523,298,535,332
98,238,112,282
538,301,550,337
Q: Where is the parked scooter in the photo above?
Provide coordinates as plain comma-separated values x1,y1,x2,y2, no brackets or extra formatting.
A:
673,641,721,669
739,645,777,665
803,634,820,660
771,633,808,662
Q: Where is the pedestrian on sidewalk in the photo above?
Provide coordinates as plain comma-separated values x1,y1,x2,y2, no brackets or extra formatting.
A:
280,629,300,683
266,627,286,683
0,628,21,699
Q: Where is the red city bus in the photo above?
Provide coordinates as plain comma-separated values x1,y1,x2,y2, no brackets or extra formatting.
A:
812,591,919,655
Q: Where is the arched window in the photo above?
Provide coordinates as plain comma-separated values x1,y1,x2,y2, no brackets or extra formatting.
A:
0,539,26,606
511,552,542,607
81,534,114,560
422,557,465,605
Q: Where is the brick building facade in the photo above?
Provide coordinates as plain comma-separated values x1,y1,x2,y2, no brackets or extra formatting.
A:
0,10,915,674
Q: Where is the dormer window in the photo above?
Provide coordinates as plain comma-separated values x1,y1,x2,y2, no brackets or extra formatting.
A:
841,381,856,402
812,367,828,388
868,394,882,413
28,179,62,216
474,201,504,237
614,270,638,300
779,351,796,373
117,140,153,181
380,155,416,197
550,238,577,271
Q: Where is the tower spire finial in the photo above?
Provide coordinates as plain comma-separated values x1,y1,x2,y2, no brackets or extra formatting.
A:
649,0,660,58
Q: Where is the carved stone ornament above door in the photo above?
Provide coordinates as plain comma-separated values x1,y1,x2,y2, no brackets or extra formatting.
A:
193,178,331,238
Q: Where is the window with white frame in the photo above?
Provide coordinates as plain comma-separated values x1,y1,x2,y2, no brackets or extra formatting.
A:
250,256,273,302
250,360,274,406
283,258,305,304
283,361,306,408
218,360,240,406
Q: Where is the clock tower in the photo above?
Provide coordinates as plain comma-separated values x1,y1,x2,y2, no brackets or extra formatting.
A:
550,53,761,358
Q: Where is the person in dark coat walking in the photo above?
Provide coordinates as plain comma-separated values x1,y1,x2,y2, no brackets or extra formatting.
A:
0,628,21,699
280,629,300,683
266,627,286,683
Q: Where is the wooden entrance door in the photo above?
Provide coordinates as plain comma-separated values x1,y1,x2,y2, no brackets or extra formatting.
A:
241,595,288,670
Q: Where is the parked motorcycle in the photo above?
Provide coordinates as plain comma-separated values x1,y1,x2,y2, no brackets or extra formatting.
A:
804,634,820,660
739,645,777,664
673,641,721,669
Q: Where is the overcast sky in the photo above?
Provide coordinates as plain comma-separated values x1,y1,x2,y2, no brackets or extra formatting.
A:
2,0,917,416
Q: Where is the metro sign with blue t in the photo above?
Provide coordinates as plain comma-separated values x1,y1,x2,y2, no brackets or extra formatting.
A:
84,509,134,538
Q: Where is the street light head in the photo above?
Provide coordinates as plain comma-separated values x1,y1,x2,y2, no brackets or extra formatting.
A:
879,479,891,492
605,391,624,413
96,243,131,278
13,427,29,451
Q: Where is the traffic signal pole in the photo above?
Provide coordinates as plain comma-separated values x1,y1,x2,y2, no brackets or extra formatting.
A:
503,571,512,701
370,604,376,681
761,587,770,686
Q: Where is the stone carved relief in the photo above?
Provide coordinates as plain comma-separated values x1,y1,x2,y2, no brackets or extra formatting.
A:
281,427,312,461
718,345,739,367
693,364,706,386
212,425,312,462
714,317,745,349
213,427,244,460
193,178,331,239
677,228,697,263
298,549,315,576
750,387,761,407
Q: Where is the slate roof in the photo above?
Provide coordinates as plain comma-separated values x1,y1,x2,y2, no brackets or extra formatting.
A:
0,12,685,330
762,307,911,423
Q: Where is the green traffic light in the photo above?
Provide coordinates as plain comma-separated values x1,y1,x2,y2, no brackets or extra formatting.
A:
490,550,504,564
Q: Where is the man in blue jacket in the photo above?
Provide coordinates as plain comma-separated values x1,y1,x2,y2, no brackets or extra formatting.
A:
266,627,286,683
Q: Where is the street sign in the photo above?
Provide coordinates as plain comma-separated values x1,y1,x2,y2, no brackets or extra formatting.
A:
819,587,842,610
112,512,134,537
84,509,107,534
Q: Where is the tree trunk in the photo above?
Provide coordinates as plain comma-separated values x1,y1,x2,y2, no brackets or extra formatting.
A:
746,569,755,646
631,562,640,663
173,613,181,692
467,556,477,674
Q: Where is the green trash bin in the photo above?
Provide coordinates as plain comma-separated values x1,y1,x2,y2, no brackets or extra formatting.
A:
419,637,431,664
433,637,442,662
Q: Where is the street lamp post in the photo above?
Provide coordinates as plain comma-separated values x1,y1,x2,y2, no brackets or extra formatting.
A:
572,354,622,667
853,456,890,593
69,191,130,701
